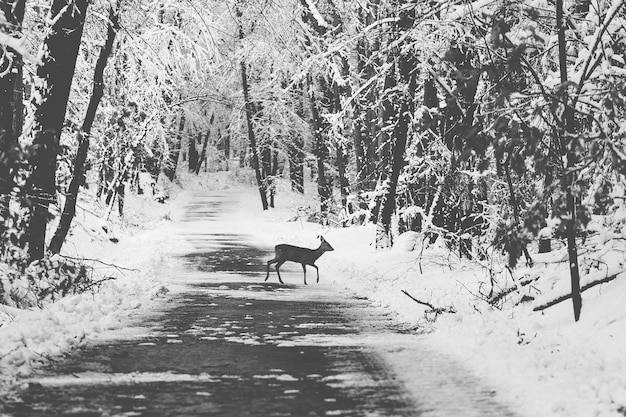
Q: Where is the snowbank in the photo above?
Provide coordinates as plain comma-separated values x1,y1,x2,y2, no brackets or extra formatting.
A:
0,178,193,394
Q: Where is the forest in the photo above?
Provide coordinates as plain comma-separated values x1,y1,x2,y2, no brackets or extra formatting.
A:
0,0,625,325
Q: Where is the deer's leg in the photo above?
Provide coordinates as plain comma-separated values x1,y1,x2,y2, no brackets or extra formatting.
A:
312,264,320,283
265,259,276,281
275,261,285,285
301,264,307,285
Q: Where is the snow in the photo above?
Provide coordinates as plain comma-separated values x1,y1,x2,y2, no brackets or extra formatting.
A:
1,170,625,417
215,174,626,417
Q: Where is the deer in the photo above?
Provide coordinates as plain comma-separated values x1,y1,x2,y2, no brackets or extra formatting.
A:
265,235,334,285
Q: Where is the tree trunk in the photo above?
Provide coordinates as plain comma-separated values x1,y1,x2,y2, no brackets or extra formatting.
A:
557,0,582,322
289,87,305,194
355,11,379,191
352,102,367,191
503,155,533,266
330,86,349,209
195,130,210,175
48,1,119,255
27,0,90,261
376,6,415,247
188,132,200,172
195,113,214,175
163,112,185,181
262,141,271,181
336,142,348,208
375,57,397,244
0,0,25,212
342,53,365,190
288,134,304,193
223,127,230,170
236,2,267,210
269,149,278,208
377,99,408,247
241,61,267,210
308,81,330,215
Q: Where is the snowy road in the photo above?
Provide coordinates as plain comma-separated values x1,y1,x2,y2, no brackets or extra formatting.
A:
5,192,518,416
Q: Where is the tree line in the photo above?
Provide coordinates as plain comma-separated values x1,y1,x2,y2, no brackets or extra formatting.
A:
1,0,625,321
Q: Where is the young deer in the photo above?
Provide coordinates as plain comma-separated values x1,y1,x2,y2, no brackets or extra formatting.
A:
265,235,334,285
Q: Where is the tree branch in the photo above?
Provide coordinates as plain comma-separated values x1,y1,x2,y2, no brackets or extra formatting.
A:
533,271,623,312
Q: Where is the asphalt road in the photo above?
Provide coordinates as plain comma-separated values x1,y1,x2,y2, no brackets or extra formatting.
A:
3,192,518,417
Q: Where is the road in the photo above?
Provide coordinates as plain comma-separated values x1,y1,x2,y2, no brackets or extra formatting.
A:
4,192,518,417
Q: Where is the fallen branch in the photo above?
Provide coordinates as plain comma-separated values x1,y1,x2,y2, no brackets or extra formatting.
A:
401,290,457,316
489,273,541,306
59,255,140,273
401,289,435,309
533,271,623,311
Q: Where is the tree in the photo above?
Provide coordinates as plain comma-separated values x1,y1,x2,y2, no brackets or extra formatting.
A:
0,0,26,212
375,3,416,247
26,0,90,261
163,110,185,181
298,0,339,217
235,0,268,210
48,0,121,255
441,0,626,320
308,76,332,214
195,113,214,175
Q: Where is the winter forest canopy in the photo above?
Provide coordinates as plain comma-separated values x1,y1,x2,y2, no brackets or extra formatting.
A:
0,0,625,323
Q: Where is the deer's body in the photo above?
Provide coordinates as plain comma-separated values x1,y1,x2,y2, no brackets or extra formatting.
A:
265,236,334,285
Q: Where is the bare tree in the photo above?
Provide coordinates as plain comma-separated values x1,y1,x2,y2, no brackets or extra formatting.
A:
48,0,121,255
26,0,90,261
0,0,26,212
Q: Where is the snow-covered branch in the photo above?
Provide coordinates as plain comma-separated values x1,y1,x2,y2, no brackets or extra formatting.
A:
303,0,330,29
0,33,40,65
575,0,625,87
444,0,496,20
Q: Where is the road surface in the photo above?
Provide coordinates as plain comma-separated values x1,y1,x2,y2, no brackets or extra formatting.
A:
3,192,517,417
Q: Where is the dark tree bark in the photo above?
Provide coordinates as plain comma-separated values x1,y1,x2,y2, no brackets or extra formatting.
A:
503,153,533,266
289,87,305,193
556,0,582,321
288,134,304,193
241,61,267,210
235,1,267,210
377,70,394,181
299,0,344,214
0,0,26,211
223,127,230,170
356,8,380,191
163,112,185,181
352,104,366,191
261,140,271,180
195,113,214,175
376,5,416,248
374,54,397,240
331,88,349,209
188,132,200,172
376,99,409,247
423,76,438,109
336,142,348,208
269,149,278,208
48,1,120,255
308,81,331,215
27,0,90,261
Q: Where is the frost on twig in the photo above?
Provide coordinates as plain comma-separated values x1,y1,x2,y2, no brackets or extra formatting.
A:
401,289,456,321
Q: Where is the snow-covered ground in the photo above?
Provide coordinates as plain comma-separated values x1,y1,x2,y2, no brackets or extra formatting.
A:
1,169,625,417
